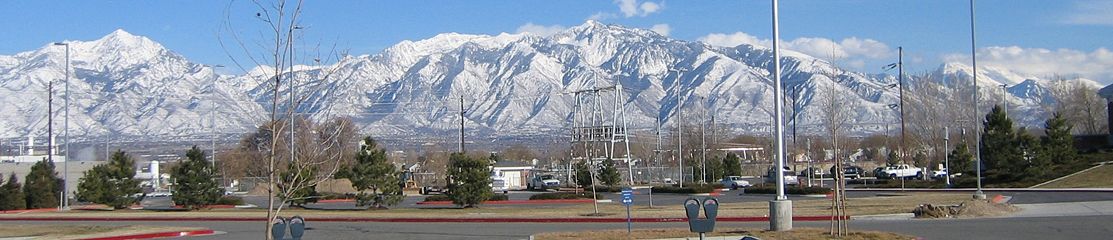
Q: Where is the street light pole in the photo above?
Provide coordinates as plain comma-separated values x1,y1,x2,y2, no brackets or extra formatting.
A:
53,42,70,210
769,0,793,231
969,0,986,200
669,68,687,187
1000,84,1008,115
944,127,951,187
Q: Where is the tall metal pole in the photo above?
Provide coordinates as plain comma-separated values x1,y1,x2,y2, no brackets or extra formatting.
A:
944,127,951,187
970,0,986,200
769,0,793,231
700,104,707,183
898,47,906,166
670,68,686,187
459,97,466,153
59,43,71,209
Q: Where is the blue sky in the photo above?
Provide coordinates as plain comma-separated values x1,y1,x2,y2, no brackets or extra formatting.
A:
2,0,1111,84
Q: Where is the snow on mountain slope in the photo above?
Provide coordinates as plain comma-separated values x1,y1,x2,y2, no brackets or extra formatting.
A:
0,29,262,139
0,22,1094,142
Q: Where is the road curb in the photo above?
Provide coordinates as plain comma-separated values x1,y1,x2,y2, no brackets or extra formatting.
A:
0,215,847,223
416,199,596,205
847,188,1113,192
78,229,215,240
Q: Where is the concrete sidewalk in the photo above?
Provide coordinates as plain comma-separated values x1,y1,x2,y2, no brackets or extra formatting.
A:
1009,200,1113,218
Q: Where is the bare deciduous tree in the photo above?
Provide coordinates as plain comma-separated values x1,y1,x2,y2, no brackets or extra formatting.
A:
1049,76,1109,135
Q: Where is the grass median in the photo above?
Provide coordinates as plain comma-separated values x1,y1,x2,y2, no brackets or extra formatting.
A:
0,193,969,220
0,225,206,240
533,227,916,240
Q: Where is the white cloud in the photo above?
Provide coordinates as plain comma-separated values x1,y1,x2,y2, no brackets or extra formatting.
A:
698,32,894,60
639,1,662,16
649,24,671,36
945,46,1113,84
1062,1,1113,25
516,23,567,37
697,32,770,49
614,0,664,18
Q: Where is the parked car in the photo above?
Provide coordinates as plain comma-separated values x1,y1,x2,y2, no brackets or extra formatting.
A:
879,164,926,179
798,167,825,178
491,174,509,193
829,165,864,179
720,176,752,189
528,174,561,190
765,166,799,185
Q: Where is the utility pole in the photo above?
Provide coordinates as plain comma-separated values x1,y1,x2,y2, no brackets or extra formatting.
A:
1000,84,1008,115
52,42,71,210
459,96,466,153
654,117,663,183
969,0,987,200
944,127,951,187
897,47,907,167
700,105,707,183
769,0,793,231
669,68,687,187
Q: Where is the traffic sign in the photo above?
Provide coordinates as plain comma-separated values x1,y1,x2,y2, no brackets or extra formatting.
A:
621,189,634,205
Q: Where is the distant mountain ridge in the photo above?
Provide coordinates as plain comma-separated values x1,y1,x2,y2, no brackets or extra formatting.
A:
0,21,1097,142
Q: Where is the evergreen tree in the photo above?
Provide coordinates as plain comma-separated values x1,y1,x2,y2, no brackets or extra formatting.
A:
278,164,319,206
980,105,1022,181
23,159,60,209
0,173,26,210
1017,129,1048,179
446,153,492,208
947,142,974,176
341,137,402,209
170,146,223,209
1042,112,1077,167
596,157,621,187
573,160,592,187
76,150,142,209
886,150,900,166
722,153,742,177
705,156,725,182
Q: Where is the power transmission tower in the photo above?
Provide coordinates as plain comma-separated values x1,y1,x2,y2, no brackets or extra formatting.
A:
568,78,634,185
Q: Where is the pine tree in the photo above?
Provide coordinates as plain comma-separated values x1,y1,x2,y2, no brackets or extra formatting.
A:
980,105,1022,181
0,173,25,210
886,150,900,166
76,150,142,209
573,160,592,187
947,142,974,176
279,164,319,207
1042,112,1077,167
171,146,223,209
342,137,402,209
722,153,742,177
596,157,621,187
23,159,60,209
1017,129,1048,179
446,153,492,208
705,156,725,182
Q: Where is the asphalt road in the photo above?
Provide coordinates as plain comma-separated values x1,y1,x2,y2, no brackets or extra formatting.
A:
19,214,1113,240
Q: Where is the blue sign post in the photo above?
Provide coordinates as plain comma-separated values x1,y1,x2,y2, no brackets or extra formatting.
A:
621,188,634,234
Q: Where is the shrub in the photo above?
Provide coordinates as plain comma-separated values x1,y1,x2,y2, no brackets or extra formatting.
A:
424,194,507,202
742,186,831,195
529,192,600,200
215,195,244,205
652,185,716,194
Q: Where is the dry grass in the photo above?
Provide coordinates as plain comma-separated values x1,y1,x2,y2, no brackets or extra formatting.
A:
1037,164,1113,188
533,227,916,240
0,193,969,220
0,225,204,240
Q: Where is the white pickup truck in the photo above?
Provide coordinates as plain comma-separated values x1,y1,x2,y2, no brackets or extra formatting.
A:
528,175,561,190
720,176,752,189
880,164,926,179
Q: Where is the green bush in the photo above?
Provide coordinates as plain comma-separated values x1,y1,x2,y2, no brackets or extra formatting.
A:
424,194,507,202
651,185,716,194
318,192,357,200
215,196,244,205
529,192,600,200
742,186,831,195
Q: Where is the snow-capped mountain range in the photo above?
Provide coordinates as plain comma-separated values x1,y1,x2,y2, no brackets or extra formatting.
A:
0,21,1102,142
